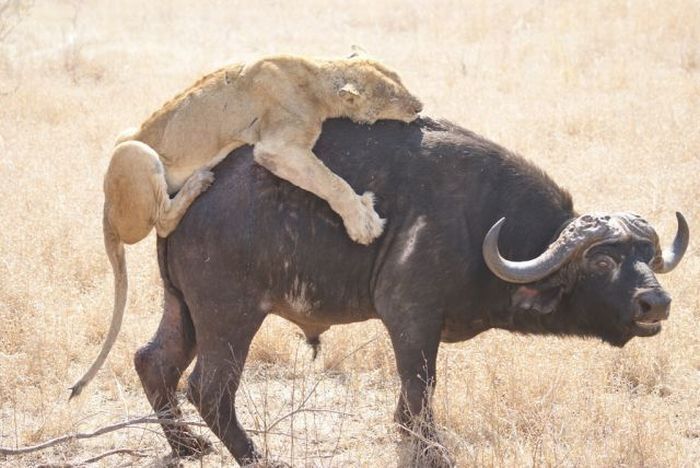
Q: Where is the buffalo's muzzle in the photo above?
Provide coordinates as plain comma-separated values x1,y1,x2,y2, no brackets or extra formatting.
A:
633,288,671,324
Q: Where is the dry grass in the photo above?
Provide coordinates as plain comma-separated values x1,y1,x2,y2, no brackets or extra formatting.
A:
1,0,698,466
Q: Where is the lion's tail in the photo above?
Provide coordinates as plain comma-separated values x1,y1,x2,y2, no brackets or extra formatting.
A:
69,214,128,399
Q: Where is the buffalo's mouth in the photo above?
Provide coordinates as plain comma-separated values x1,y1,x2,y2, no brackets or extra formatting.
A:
603,318,662,347
603,307,666,347
631,318,663,336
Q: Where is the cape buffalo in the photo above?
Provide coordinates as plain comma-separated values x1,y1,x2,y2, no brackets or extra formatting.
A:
133,117,688,465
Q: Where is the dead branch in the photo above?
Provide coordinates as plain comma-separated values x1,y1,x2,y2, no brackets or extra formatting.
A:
0,416,206,456
36,448,149,468
0,404,352,458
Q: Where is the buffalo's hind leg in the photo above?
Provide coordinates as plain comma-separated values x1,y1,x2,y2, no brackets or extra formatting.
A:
186,299,267,466
134,286,212,458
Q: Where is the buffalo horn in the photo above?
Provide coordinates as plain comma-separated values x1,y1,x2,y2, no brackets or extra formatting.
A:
482,218,575,284
653,212,689,273
482,218,573,284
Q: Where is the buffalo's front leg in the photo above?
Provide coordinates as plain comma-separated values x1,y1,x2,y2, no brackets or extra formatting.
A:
379,306,441,431
134,286,211,458
375,287,453,467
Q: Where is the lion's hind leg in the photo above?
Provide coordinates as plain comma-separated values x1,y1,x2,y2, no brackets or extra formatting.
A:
104,141,166,244
154,168,214,238
104,140,214,241
253,141,385,245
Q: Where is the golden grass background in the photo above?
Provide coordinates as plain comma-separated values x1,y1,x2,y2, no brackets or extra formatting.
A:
0,0,698,466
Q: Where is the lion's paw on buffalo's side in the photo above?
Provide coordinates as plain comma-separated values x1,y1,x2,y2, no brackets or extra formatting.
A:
342,191,386,245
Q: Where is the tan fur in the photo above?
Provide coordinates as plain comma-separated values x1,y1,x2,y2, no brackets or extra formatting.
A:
70,54,422,397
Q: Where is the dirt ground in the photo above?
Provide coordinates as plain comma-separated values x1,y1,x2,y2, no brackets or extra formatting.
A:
0,0,698,466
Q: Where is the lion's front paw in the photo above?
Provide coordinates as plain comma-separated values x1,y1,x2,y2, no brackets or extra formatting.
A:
342,191,385,245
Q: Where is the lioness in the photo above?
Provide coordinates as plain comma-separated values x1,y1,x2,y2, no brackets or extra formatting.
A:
70,54,422,398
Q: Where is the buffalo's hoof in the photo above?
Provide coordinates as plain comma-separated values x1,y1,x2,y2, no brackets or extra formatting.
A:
170,433,214,459
398,425,454,468
416,443,454,468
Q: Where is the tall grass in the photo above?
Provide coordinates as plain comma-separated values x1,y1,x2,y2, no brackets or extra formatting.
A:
0,0,698,466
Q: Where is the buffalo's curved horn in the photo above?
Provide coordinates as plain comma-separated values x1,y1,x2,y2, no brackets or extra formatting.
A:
653,212,689,273
482,218,575,284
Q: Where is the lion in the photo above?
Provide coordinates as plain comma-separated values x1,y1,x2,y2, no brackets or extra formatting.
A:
69,54,423,398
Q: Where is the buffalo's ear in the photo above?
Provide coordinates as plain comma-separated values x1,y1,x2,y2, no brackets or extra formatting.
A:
338,83,360,104
511,285,563,315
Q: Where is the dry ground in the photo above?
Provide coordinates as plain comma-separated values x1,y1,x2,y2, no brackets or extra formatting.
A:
0,0,698,466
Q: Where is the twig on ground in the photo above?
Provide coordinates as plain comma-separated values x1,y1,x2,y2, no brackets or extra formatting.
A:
265,335,377,434
0,416,205,456
36,448,149,468
0,407,345,458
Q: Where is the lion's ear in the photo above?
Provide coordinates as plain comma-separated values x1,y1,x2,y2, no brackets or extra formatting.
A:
339,83,360,104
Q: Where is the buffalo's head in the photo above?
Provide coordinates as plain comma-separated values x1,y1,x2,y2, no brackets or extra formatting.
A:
483,212,689,346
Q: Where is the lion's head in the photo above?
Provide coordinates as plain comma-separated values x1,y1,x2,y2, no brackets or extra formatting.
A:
337,58,423,125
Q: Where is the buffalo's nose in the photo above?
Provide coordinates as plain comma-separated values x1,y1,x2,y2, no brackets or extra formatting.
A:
634,288,671,321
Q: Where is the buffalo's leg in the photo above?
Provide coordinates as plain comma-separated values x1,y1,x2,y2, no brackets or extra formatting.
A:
186,303,266,465
379,307,441,431
134,288,211,457
378,301,453,467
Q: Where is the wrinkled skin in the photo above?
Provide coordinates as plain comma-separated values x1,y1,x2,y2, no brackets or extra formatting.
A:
135,117,683,466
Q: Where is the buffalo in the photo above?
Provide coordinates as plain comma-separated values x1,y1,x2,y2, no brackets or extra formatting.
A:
133,117,688,465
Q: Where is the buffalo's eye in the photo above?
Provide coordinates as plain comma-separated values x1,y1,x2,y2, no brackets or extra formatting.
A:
592,255,615,272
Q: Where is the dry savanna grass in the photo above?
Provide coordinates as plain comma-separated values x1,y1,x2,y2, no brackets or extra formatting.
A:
1,0,698,466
